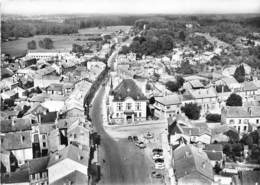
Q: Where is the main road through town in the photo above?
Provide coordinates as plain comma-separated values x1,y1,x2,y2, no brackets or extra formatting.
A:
90,84,154,185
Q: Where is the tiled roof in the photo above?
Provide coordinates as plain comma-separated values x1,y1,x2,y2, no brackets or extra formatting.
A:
112,79,146,101
188,80,204,88
204,144,223,152
173,145,214,182
239,171,260,185
40,112,57,124
243,81,258,91
205,151,223,161
155,94,181,106
28,156,50,174
1,168,29,183
188,87,217,99
1,131,32,150
0,118,31,133
221,76,238,86
223,106,260,118
24,103,48,116
50,170,88,185
182,127,211,136
48,144,89,167
46,83,63,92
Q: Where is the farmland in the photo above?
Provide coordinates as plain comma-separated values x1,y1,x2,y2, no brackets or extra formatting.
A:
1,26,131,57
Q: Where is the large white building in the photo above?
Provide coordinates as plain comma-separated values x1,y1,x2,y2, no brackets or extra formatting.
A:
109,79,147,124
221,106,260,134
26,50,70,59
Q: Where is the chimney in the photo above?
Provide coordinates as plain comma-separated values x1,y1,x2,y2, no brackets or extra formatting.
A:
55,153,60,160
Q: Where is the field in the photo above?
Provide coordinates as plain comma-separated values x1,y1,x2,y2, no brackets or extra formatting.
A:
1,26,131,57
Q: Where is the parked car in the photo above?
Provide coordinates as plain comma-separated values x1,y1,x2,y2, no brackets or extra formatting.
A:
135,141,146,149
152,148,163,155
152,153,164,160
144,131,154,139
133,136,138,141
128,136,133,142
151,171,164,179
155,159,165,169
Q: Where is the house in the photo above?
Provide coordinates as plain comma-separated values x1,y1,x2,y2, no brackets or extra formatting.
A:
168,117,212,145
173,144,214,185
204,144,224,168
233,171,260,185
50,170,88,185
109,79,147,124
221,106,260,134
47,144,89,184
214,76,240,91
67,120,90,148
27,156,49,185
1,131,33,167
182,87,218,115
0,118,31,133
154,94,182,119
1,168,30,185
1,90,18,100
183,80,205,90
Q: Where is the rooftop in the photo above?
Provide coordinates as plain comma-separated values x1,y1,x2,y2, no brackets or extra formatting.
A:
155,94,181,106
51,170,88,185
112,79,146,101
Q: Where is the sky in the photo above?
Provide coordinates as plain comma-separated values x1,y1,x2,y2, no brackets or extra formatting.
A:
2,0,260,15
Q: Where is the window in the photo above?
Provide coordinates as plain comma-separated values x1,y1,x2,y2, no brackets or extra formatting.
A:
74,134,77,139
43,142,46,147
116,113,119,118
31,174,35,180
239,119,242,124
238,126,240,133
42,135,46,140
229,120,234,124
139,112,142,117
117,103,122,111
136,102,141,110
257,119,259,124
244,126,247,131
126,103,132,110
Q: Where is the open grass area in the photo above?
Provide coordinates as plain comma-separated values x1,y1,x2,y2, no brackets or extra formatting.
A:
1,25,132,57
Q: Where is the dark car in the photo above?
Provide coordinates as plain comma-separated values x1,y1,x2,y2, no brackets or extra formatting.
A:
133,136,138,141
128,136,133,142
152,148,163,154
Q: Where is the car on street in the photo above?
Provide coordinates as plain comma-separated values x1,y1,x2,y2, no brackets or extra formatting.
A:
152,153,164,160
128,136,133,142
143,131,154,139
151,171,164,179
152,148,163,155
135,141,146,149
154,159,165,169
133,136,138,141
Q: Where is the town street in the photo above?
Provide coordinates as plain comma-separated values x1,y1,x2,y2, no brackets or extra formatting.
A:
90,85,157,185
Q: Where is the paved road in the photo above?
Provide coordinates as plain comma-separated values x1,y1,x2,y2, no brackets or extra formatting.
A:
90,85,158,185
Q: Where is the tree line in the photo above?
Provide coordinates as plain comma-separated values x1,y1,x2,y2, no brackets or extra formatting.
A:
1,20,78,40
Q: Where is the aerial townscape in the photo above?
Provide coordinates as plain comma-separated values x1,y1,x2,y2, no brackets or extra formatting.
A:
1,1,260,185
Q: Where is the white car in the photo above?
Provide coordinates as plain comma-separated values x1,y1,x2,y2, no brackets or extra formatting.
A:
154,159,165,169
155,162,165,170
152,154,164,160
135,141,146,149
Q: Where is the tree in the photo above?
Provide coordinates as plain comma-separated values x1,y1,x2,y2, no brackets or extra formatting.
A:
234,65,245,83
240,134,254,148
214,161,222,174
226,93,242,106
206,114,221,122
176,76,184,88
38,38,54,49
181,103,201,120
160,34,174,51
177,61,194,75
27,40,37,50
224,130,239,143
166,81,179,92
149,97,155,104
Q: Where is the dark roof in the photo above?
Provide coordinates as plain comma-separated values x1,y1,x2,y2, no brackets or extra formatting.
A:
204,144,223,152
1,168,29,183
0,118,31,133
28,156,50,174
239,171,260,185
46,83,63,92
40,111,57,124
51,170,88,185
1,131,32,150
173,145,214,182
205,151,223,161
112,79,146,101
